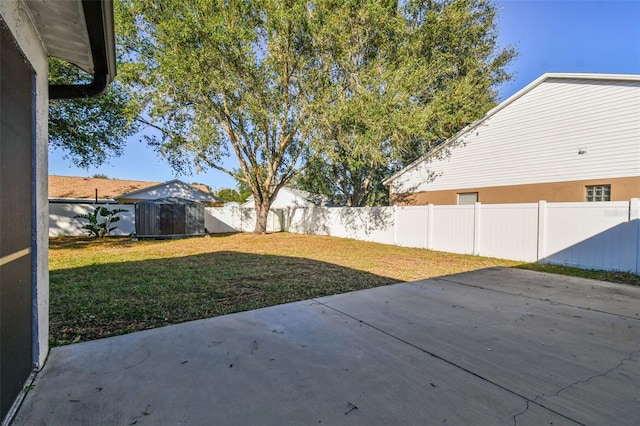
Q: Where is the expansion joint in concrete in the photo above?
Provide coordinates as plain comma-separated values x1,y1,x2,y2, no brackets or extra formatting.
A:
312,298,586,426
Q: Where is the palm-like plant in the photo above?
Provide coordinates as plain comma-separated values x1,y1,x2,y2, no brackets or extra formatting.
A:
74,206,127,238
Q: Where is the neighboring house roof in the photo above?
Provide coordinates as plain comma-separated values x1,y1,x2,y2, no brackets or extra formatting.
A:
383,73,640,186
241,187,332,208
115,179,222,204
49,175,217,203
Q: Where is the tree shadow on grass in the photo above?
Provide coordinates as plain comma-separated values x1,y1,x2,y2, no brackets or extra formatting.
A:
50,251,400,346
49,236,134,250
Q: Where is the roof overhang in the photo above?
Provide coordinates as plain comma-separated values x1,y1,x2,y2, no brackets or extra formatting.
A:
25,0,116,99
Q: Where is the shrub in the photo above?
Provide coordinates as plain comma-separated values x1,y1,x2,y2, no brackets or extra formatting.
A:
74,206,126,238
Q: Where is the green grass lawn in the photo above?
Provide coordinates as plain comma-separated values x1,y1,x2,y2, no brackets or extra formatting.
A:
49,233,639,346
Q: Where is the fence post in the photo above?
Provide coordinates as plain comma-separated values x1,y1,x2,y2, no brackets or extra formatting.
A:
473,202,481,255
630,198,640,274
537,200,547,261
393,206,398,246
427,204,434,250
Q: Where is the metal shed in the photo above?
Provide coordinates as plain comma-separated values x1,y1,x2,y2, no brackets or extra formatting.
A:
135,197,205,238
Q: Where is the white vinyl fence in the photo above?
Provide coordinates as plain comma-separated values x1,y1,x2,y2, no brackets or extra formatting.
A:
49,203,135,236
205,199,640,273
50,200,640,273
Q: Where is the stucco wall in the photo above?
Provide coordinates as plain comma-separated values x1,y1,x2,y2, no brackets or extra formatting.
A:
392,176,640,205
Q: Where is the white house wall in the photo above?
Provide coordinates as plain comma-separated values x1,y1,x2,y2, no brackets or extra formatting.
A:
392,78,640,194
270,189,313,208
243,189,315,209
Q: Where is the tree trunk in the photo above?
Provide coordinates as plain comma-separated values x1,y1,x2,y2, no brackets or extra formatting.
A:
254,200,271,234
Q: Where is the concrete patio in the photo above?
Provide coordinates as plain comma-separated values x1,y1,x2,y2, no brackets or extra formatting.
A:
13,267,640,425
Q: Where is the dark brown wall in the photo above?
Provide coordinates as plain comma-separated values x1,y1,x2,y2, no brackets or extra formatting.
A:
391,176,640,205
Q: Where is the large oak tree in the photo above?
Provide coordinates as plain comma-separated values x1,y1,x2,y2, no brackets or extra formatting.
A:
295,0,515,206
116,0,514,231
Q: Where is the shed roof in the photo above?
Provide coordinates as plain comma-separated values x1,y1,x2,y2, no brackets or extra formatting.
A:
383,72,640,186
49,175,211,200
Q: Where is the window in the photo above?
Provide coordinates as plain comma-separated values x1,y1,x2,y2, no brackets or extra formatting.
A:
458,192,478,205
586,185,610,202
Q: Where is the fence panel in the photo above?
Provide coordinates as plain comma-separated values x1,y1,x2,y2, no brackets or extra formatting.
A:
544,202,636,271
479,203,539,261
49,203,135,236
204,206,241,233
55,199,638,273
326,207,394,244
285,207,395,244
431,205,475,254
395,206,431,248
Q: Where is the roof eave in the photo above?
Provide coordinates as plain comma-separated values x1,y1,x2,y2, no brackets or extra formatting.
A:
48,0,117,99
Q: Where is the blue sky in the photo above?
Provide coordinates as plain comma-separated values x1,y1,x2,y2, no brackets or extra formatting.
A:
49,0,640,191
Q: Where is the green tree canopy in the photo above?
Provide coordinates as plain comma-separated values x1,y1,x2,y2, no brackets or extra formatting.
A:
215,188,251,203
48,59,139,168
116,0,514,232
295,0,515,206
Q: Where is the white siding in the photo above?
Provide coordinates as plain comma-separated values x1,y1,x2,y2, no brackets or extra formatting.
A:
392,78,640,194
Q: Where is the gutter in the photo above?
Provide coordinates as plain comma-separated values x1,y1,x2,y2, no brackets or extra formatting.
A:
49,0,116,100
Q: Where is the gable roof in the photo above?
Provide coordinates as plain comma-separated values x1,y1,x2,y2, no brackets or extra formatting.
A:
114,179,215,201
49,175,212,200
383,72,640,185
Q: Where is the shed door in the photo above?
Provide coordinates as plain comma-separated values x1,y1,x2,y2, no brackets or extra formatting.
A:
160,204,186,235
0,22,35,419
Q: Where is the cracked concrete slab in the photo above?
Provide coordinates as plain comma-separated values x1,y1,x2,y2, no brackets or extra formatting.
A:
316,268,640,425
438,267,640,319
13,267,640,425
